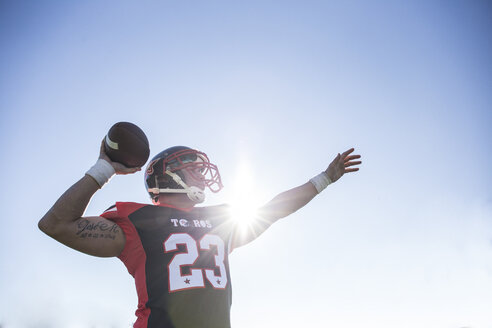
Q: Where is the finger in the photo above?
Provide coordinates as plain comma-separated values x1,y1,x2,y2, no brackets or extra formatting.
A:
344,167,359,173
99,138,111,161
345,161,362,167
112,161,140,171
118,164,141,171
117,167,141,175
344,154,361,162
341,148,355,158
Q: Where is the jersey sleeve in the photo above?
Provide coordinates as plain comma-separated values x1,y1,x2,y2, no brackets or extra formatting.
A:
198,205,236,253
100,202,146,269
201,204,273,253
218,204,277,252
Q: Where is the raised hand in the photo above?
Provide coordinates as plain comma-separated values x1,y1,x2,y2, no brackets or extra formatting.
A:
325,148,361,183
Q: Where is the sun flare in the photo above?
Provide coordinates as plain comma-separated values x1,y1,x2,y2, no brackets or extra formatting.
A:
228,163,264,228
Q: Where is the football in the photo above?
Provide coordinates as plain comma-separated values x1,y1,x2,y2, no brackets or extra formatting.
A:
104,122,150,167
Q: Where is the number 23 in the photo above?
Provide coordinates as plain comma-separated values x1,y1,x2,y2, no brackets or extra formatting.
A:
164,233,227,292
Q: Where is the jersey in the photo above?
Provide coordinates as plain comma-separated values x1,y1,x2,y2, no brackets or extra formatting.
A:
101,202,238,328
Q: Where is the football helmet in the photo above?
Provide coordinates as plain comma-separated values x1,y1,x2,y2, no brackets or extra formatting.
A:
144,146,223,204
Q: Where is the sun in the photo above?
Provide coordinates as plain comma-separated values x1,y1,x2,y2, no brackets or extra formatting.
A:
229,200,260,226
227,162,264,229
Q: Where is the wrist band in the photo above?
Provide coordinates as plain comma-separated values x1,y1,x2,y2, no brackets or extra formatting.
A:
309,172,332,193
86,159,115,187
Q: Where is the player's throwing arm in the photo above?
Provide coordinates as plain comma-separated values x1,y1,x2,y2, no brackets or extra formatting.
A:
38,123,148,257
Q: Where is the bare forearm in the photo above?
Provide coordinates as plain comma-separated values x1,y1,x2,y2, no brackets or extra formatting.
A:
39,175,100,234
258,181,318,221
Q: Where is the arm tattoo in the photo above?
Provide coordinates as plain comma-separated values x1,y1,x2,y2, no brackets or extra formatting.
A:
76,219,120,240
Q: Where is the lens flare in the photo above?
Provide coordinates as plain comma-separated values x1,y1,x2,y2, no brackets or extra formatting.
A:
228,163,264,229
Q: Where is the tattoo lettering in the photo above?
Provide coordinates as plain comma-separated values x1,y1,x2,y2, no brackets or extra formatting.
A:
78,232,116,240
76,219,120,239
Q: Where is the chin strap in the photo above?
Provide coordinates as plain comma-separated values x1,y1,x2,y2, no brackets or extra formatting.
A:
148,170,205,203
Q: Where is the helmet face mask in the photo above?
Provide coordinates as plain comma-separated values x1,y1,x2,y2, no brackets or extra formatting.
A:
165,149,222,192
145,146,223,203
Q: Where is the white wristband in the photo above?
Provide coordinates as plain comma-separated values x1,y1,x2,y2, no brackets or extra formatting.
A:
309,172,332,193
86,159,115,187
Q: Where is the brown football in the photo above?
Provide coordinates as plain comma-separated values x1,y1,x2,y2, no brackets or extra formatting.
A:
104,122,150,167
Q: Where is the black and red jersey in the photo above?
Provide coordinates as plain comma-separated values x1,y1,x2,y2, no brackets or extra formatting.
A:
101,202,237,328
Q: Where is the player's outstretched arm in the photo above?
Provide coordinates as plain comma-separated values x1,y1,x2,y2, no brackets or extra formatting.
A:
259,148,361,221
231,148,361,249
38,140,140,257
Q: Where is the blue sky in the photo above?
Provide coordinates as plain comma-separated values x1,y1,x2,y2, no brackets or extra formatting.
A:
1,1,491,327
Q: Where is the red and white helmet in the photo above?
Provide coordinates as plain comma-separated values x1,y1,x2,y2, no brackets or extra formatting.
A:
144,146,223,203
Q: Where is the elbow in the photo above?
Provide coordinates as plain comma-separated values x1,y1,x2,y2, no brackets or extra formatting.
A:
38,212,62,237
38,218,46,233
38,215,53,236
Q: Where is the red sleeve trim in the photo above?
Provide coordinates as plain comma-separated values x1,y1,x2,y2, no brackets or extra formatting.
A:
100,202,148,267
100,202,151,326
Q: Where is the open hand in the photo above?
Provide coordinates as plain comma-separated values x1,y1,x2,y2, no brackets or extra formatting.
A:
325,148,361,183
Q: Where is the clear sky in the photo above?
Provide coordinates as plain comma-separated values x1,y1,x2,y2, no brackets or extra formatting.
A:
1,1,491,327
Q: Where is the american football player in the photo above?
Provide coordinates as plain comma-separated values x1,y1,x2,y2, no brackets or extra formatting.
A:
39,140,361,328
